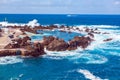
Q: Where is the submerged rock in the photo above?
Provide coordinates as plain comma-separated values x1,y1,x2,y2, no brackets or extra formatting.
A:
103,38,113,42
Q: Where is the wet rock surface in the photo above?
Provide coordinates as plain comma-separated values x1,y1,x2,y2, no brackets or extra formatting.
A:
46,38,69,51
44,36,92,51
103,38,113,42
68,36,92,50
3,36,45,57
0,25,96,57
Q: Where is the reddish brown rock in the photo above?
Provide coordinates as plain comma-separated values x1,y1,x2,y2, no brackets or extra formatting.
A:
0,50,21,57
68,36,92,50
3,36,45,57
67,41,78,50
20,26,37,34
46,39,69,51
42,36,56,46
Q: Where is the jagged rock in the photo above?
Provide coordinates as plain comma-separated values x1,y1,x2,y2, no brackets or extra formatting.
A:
67,40,78,50
20,36,31,47
21,42,45,57
88,33,94,38
20,26,37,34
5,36,31,49
4,42,45,57
42,36,56,46
46,39,69,51
68,36,92,49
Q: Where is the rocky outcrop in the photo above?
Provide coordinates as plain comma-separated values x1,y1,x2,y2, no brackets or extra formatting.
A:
45,36,92,51
0,25,95,57
88,33,94,38
42,36,56,46
68,36,92,50
0,50,21,57
4,36,31,49
21,42,45,57
4,36,45,57
20,26,37,34
46,39,69,51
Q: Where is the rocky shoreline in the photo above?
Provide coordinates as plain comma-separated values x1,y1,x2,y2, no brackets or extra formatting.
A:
0,24,112,57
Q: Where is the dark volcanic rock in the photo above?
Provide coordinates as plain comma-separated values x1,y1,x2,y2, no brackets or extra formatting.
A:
46,39,69,51
0,28,2,32
103,38,112,42
5,36,31,49
88,33,94,38
67,40,78,50
4,36,45,57
42,36,56,46
23,42,45,57
68,36,92,50
20,26,37,34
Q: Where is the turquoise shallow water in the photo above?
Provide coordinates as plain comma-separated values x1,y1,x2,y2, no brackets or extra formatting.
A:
0,14,120,80
31,30,84,42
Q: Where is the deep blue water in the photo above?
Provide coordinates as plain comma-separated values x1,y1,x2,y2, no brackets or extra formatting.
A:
0,14,120,26
0,14,120,80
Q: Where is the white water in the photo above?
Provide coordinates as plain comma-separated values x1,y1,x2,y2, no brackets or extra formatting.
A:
77,69,108,80
45,48,108,64
43,25,120,64
0,56,23,65
0,19,40,27
0,23,120,64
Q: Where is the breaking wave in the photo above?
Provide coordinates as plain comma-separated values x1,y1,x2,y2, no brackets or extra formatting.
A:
0,22,119,64
0,56,23,65
77,69,108,80
44,48,108,64
43,25,120,64
0,19,40,27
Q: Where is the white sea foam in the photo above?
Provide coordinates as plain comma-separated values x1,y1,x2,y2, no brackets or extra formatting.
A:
10,77,20,80
76,25,119,29
0,56,23,65
108,52,120,57
0,19,40,27
45,48,81,59
73,53,108,64
45,48,108,64
27,19,40,27
77,69,108,80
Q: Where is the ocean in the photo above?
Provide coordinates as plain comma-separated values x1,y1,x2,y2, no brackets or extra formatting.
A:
0,14,120,80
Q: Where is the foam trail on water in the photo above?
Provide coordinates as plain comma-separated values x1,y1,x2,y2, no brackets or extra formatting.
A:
77,69,108,80
0,56,23,65
45,48,108,64
73,53,108,64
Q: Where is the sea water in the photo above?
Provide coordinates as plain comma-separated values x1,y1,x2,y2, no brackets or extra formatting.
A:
0,14,120,80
